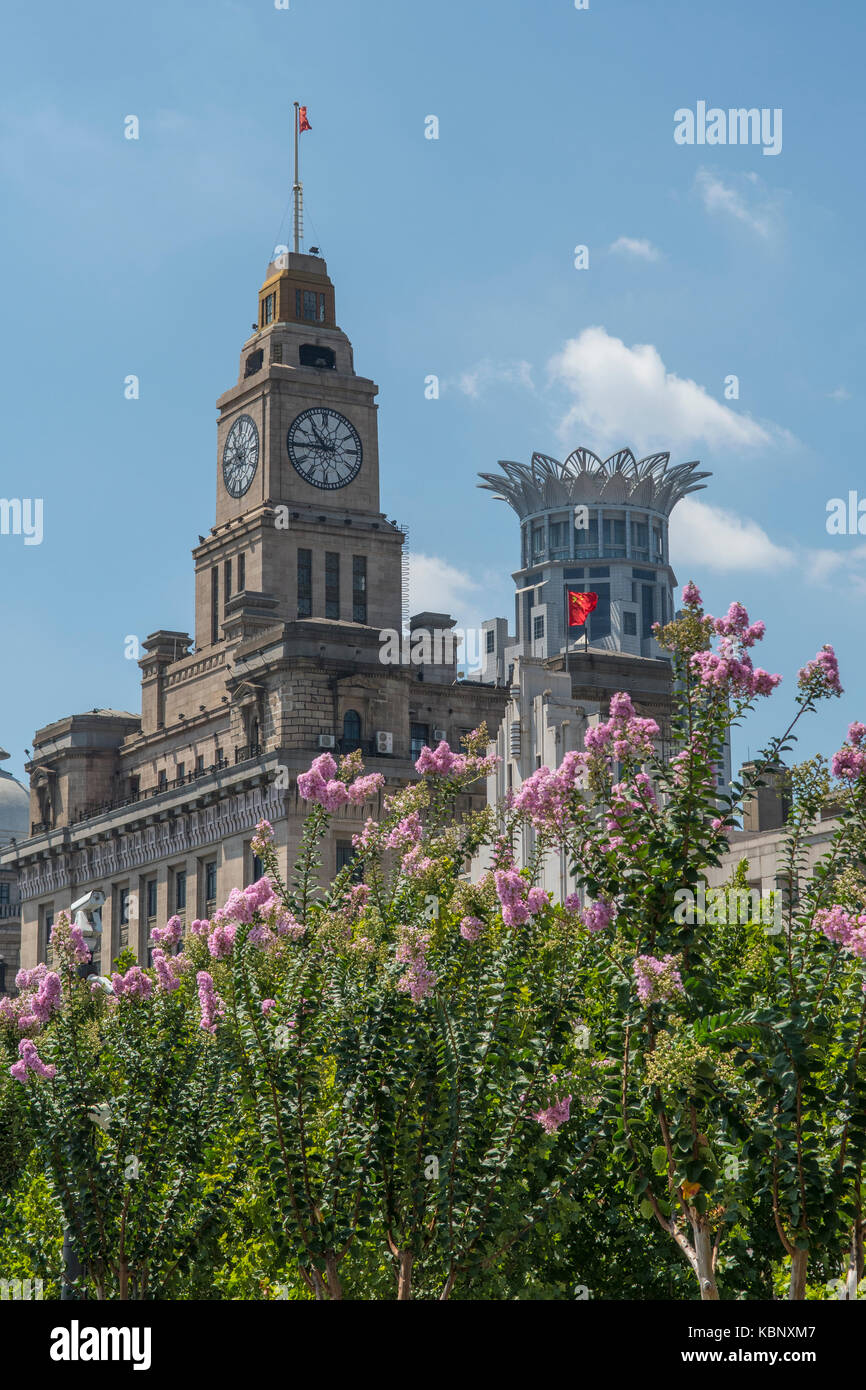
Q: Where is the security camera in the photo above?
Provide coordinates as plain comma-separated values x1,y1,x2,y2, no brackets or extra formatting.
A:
71,890,105,915
71,889,105,937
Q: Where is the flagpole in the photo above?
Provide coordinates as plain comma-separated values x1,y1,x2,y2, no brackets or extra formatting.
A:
293,101,301,254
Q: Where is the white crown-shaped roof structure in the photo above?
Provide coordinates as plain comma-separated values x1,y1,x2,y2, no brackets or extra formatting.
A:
478,448,710,519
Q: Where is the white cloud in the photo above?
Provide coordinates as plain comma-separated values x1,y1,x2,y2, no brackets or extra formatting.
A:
669,497,795,573
455,359,534,399
548,326,777,455
827,386,851,402
804,545,866,594
695,169,776,240
408,553,482,623
609,236,661,262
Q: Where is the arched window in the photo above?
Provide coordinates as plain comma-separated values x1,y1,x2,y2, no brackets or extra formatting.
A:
342,709,362,751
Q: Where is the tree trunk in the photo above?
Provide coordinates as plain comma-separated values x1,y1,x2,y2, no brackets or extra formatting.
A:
692,1221,720,1301
397,1251,413,1301
789,1248,808,1300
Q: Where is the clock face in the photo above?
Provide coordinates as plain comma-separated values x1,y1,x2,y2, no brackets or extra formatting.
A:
287,408,363,490
222,414,259,498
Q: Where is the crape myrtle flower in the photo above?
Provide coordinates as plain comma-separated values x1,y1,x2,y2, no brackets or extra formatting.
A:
197,971,226,1034
830,723,866,782
9,1038,56,1084
395,926,437,1002
297,751,384,811
633,954,685,1005
797,644,843,701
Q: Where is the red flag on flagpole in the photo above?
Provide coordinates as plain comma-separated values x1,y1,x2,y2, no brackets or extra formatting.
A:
298,106,312,132
567,590,598,627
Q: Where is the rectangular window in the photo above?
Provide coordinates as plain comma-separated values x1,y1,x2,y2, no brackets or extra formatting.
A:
632,567,656,582
146,879,157,919
176,763,185,783
0,882,9,904
252,853,264,882
532,527,545,558
654,525,664,558
336,841,363,880
486,629,495,653
297,548,312,618
205,861,217,904
588,567,610,579
410,723,429,761
302,289,318,322
589,584,611,641
262,292,275,325
575,517,598,553
158,770,168,790
641,584,655,638
215,746,224,765
224,559,232,609
549,519,569,557
602,518,626,555
237,553,245,592
631,521,649,551
624,611,637,636
325,552,340,620
352,555,367,624
175,870,187,913
211,567,219,644
119,889,130,948
533,615,545,639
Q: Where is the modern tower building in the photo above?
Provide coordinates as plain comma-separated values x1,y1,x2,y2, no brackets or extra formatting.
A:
474,448,730,897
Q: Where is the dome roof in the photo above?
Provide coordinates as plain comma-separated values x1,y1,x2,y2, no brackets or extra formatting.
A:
0,749,29,845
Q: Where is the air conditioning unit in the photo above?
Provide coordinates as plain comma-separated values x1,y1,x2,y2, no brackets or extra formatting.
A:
318,734,336,750
433,728,447,743
376,731,393,755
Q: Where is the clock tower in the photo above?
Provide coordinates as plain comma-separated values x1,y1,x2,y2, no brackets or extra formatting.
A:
192,250,403,648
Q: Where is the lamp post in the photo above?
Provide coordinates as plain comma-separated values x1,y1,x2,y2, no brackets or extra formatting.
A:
60,891,105,1301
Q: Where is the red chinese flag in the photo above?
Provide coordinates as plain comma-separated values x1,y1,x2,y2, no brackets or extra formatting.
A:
567,590,598,627
298,106,312,133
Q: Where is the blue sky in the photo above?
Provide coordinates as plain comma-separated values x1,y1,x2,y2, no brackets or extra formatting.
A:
1,0,864,783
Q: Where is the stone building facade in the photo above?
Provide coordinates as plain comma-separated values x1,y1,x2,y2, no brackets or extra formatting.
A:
0,749,28,993
4,250,506,974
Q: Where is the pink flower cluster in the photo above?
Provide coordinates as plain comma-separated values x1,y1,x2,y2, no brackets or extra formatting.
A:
831,722,866,783
691,602,780,700
261,998,277,1015
395,927,437,1002
197,971,226,1033
681,581,702,608
606,774,657,835
251,818,274,856
459,915,485,942
152,949,192,993
297,753,384,811
534,1095,571,1135
494,869,549,926
581,900,617,933
584,693,660,764
814,906,866,962
151,914,184,947
633,954,685,1005
111,966,154,1001
9,1038,56,1084
798,644,843,701
385,812,424,850
400,844,436,879
1,965,63,1036
414,740,497,779
343,882,371,920
512,751,585,832
49,912,91,965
